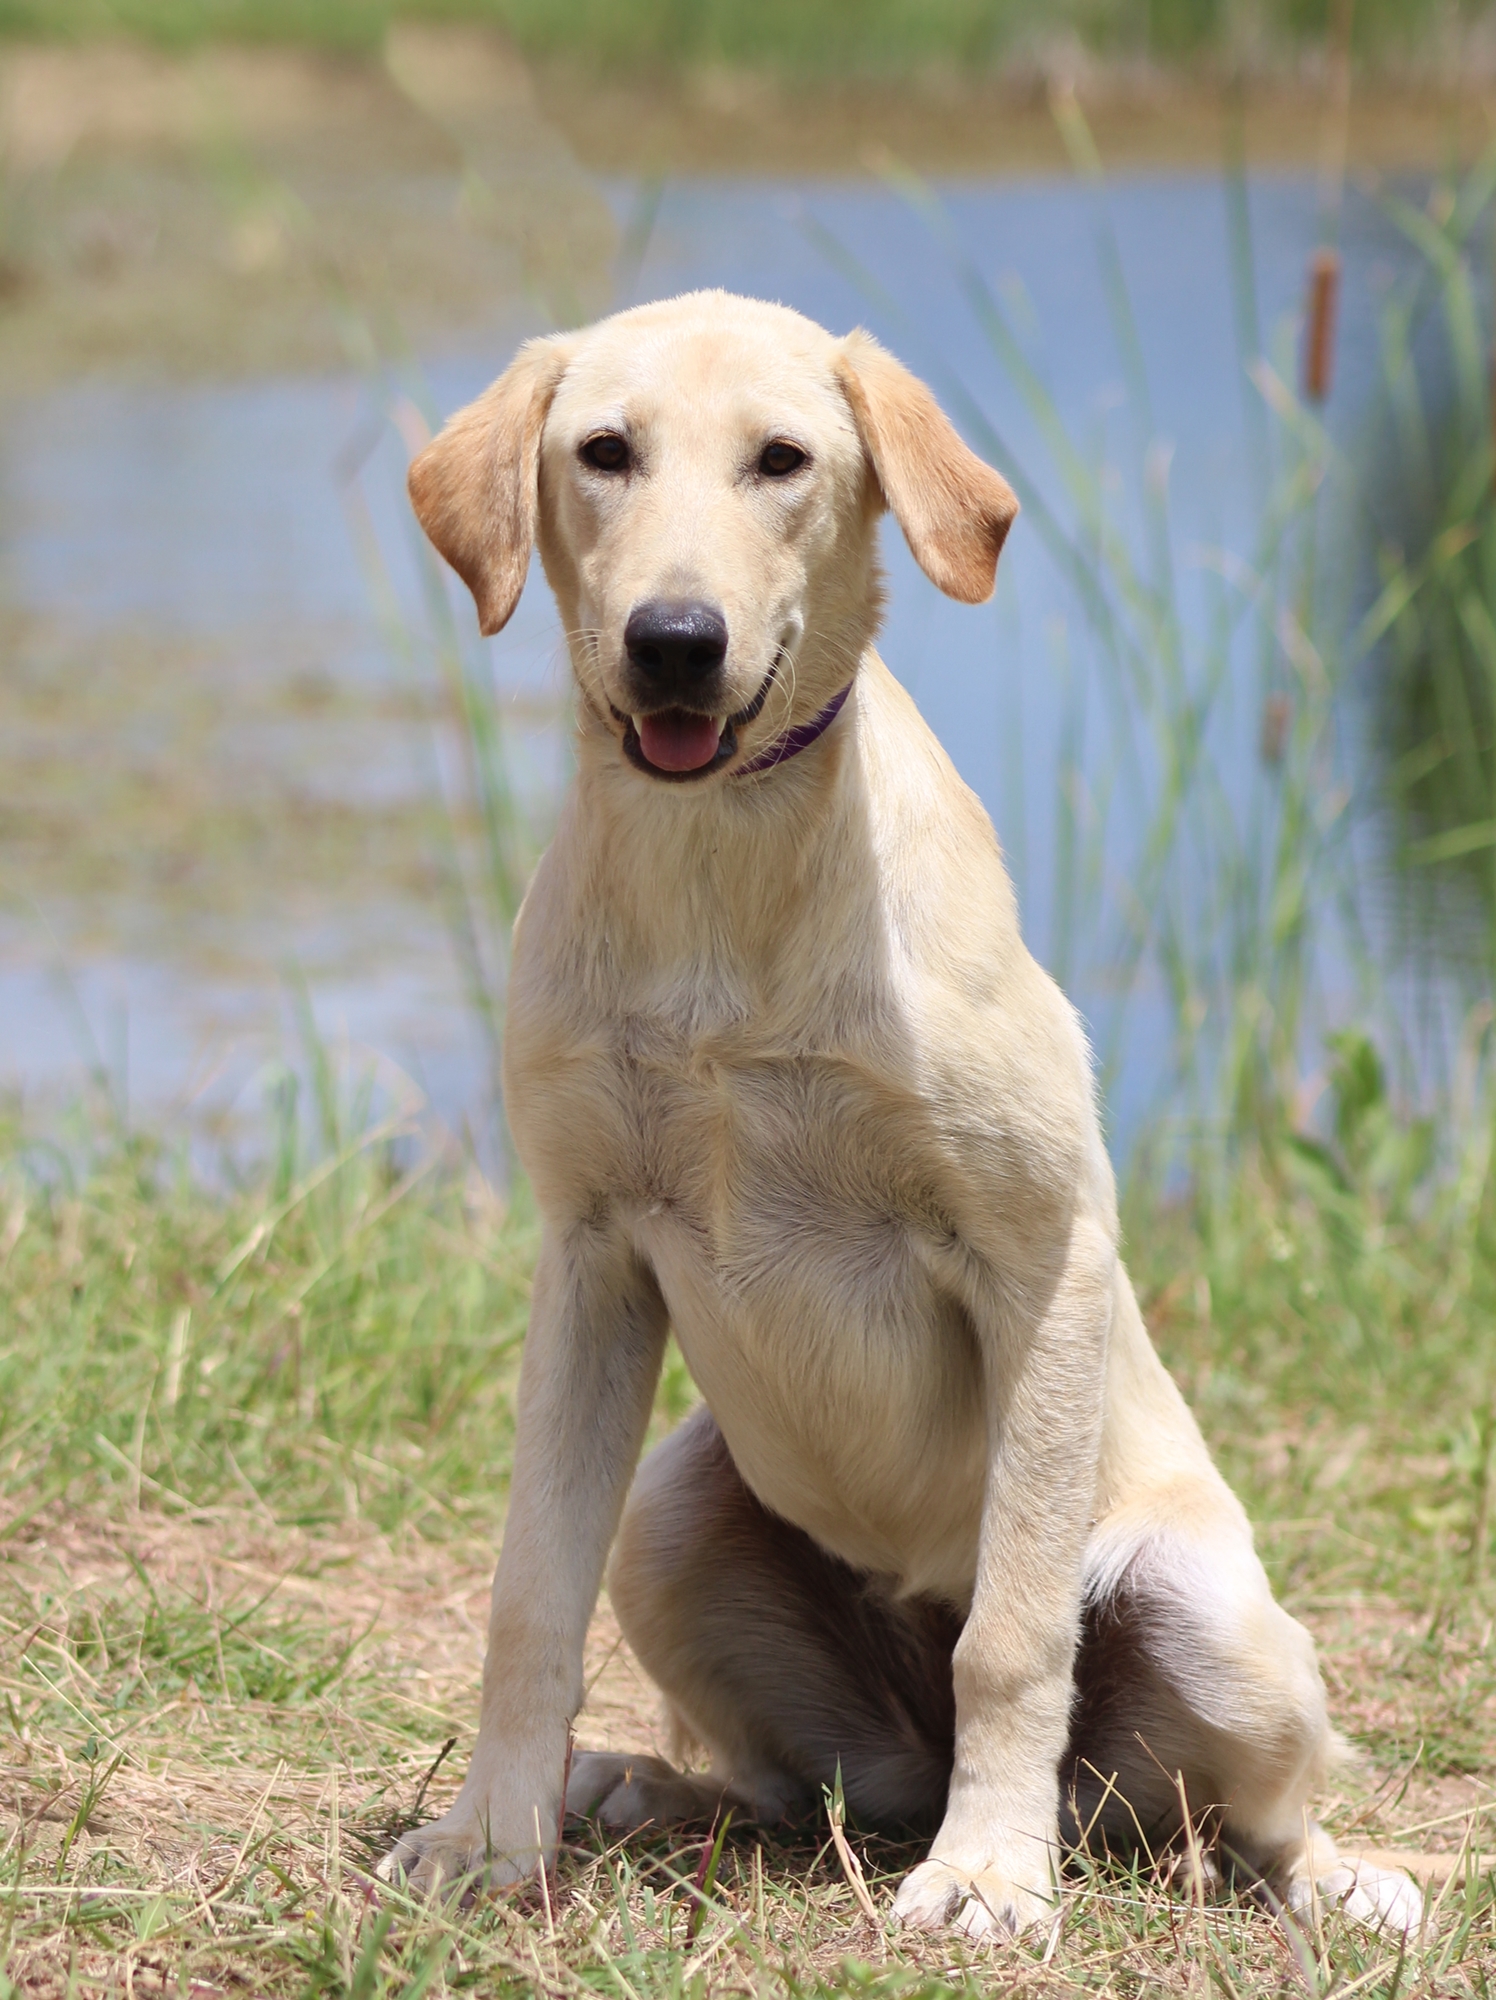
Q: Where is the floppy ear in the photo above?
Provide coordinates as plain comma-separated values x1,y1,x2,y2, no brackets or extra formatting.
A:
835,329,1018,604
407,337,569,637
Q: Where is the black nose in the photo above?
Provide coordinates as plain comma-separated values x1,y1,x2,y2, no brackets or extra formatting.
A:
624,600,729,689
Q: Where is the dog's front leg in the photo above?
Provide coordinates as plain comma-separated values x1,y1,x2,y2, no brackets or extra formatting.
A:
382,1223,668,1896
894,1223,1114,1942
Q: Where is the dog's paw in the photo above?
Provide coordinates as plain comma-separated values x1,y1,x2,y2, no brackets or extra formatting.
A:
893,1856,1055,1942
377,1800,540,1900
566,1749,726,1832
1289,1859,1426,1938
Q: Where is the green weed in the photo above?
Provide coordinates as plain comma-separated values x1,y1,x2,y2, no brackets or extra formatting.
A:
1365,165,1496,979
825,128,1496,1192
1,1060,1492,1991
1,24,1494,1999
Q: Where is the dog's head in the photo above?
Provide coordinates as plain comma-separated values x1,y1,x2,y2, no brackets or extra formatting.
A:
408,291,1017,783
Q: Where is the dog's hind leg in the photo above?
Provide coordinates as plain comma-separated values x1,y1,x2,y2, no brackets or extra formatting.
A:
1064,1272,1424,1928
1067,1500,1424,1936
567,1404,961,1838
1062,1272,1424,1936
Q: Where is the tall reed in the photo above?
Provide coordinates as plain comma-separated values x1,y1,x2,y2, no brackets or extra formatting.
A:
340,381,543,1175
340,112,1496,1215
1363,157,1496,985
812,118,1496,1198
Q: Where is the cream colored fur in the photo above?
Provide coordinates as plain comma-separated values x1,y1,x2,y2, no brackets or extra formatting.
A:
381,290,1421,1941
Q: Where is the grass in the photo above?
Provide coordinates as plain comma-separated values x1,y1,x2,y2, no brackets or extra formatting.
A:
1364,173,1496,973
1,1060,1493,1995
802,128,1496,1180
1,0,1492,72
3,28,1496,2000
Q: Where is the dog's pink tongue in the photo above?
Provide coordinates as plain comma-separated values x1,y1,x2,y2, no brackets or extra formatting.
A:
637,710,722,772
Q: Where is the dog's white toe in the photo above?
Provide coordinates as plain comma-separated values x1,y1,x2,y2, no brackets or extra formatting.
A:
893,1856,1052,1940
378,1806,535,1900
1285,1858,1427,1938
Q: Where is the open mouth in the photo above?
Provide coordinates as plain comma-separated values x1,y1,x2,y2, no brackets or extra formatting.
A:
611,662,777,782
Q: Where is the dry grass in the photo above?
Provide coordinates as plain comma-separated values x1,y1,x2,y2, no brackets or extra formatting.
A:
4,12,1495,1989
0,1100,1493,1994
0,1497,659,1995
1,1494,1492,1998
1,888,1494,2000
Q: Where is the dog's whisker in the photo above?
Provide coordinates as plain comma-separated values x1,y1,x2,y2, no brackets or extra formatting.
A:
764,641,802,734
560,629,611,712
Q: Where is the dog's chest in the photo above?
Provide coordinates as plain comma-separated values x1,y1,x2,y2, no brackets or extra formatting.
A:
517,1010,993,1588
570,1009,960,1248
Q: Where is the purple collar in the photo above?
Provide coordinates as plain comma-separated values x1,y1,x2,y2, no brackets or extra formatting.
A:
735,682,853,777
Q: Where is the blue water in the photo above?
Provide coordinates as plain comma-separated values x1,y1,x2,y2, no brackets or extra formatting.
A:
0,170,1428,1163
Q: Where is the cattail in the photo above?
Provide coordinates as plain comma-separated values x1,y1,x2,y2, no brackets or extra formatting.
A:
1303,247,1340,404
1260,693,1291,767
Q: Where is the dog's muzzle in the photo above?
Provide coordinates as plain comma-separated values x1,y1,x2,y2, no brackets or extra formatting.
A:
611,663,777,783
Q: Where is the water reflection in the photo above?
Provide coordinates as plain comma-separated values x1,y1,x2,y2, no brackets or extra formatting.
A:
0,169,1431,1159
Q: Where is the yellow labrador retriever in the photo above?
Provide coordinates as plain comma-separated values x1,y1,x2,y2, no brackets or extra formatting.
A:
384,290,1419,1939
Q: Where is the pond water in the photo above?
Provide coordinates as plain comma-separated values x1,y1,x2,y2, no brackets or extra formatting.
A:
0,167,1439,1169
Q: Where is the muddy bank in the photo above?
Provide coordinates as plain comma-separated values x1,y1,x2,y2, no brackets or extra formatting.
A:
0,31,615,388
533,62,1496,179
0,31,1492,386
0,30,1485,1137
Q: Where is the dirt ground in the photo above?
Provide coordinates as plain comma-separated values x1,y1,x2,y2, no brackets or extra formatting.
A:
4,1502,1490,1914
2,31,1495,388
0,1504,672,1903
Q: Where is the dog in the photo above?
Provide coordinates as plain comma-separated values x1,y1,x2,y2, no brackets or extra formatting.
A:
382,289,1421,1940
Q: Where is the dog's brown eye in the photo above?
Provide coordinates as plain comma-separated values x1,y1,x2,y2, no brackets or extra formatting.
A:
581,432,631,473
759,440,807,478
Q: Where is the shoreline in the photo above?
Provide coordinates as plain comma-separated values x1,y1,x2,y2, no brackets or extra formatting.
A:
4,34,1496,178
533,66,1496,178
0,33,1491,389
